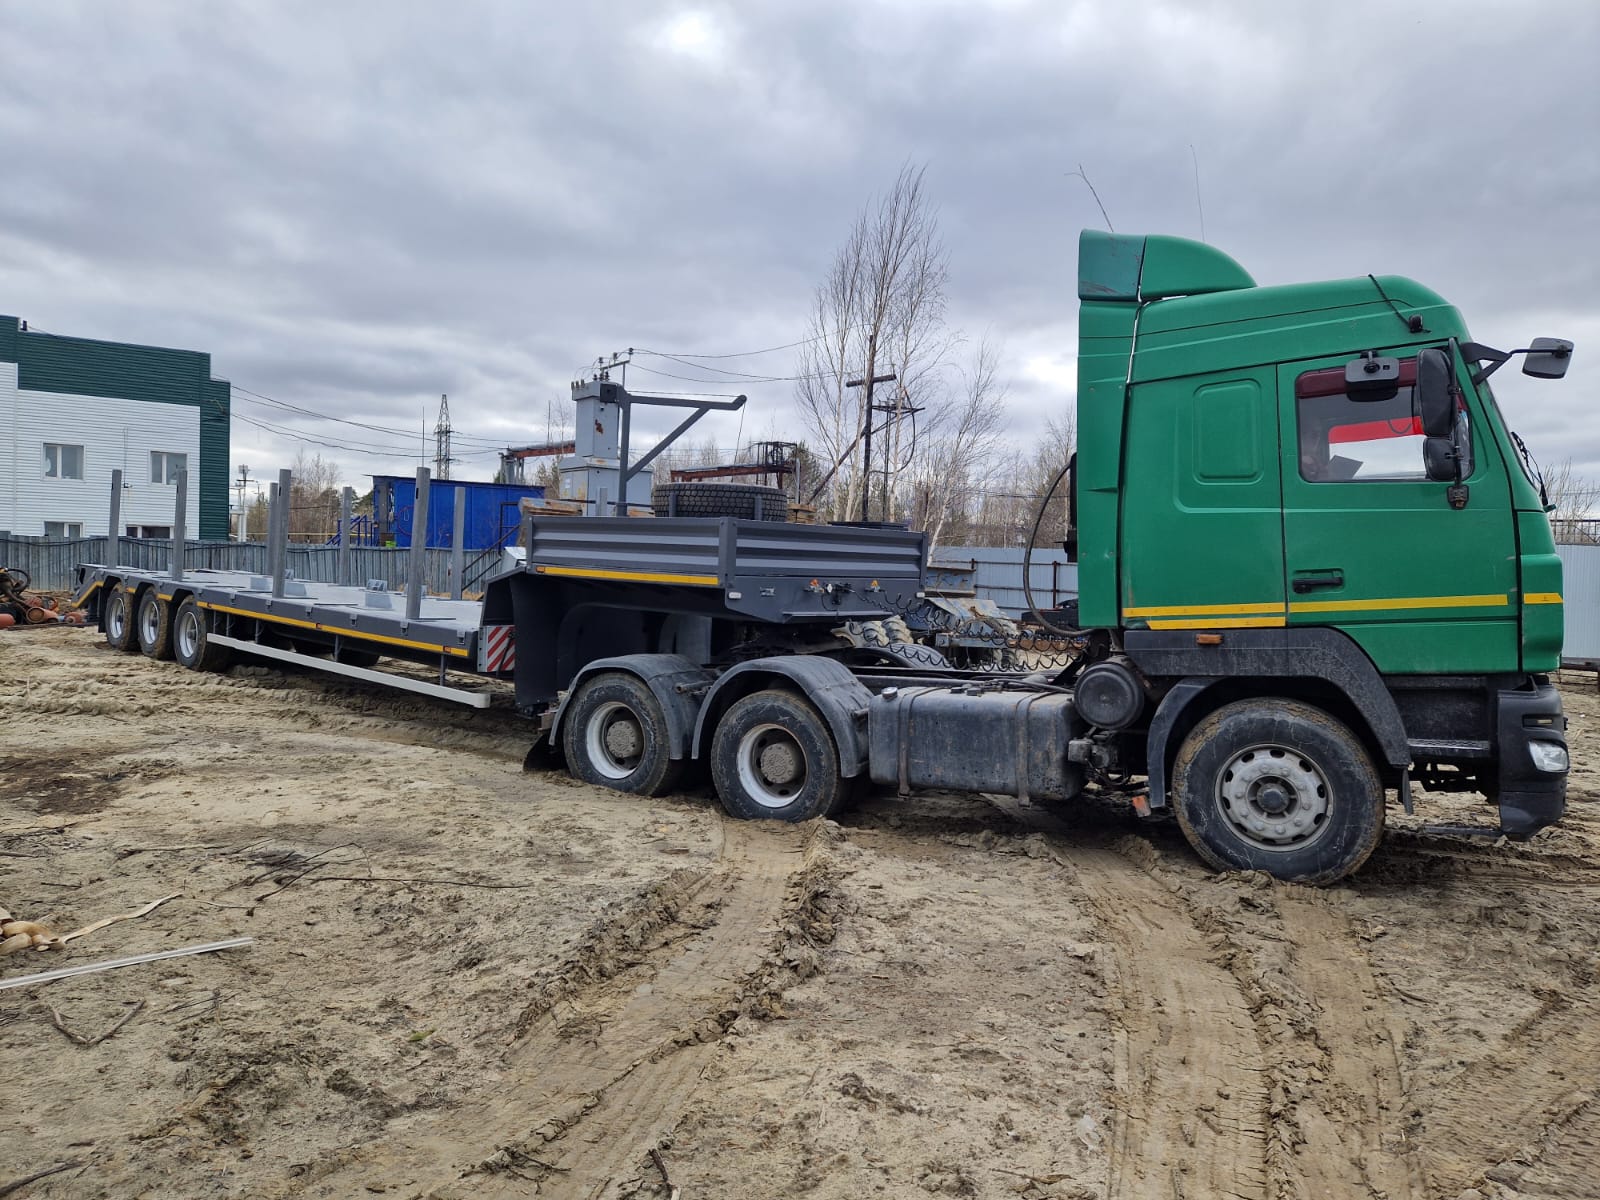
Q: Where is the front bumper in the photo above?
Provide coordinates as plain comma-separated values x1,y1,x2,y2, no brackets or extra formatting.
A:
1496,676,1568,838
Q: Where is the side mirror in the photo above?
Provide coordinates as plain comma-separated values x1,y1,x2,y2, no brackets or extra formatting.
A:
1522,337,1574,379
1423,436,1457,482
1415,348,1455,438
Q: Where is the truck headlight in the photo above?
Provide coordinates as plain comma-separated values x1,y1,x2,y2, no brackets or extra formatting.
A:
1528,740,1569,773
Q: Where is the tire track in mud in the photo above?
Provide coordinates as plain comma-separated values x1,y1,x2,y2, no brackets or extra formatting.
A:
1418,991,1600,1197
991,797,1426,1200
987,798,1271,1200
285,818,820,1200
1270,895,1423,1199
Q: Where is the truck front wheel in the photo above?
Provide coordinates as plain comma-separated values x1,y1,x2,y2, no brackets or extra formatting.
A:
562,672,683,797
1171,698,1384,886
711,689,846,822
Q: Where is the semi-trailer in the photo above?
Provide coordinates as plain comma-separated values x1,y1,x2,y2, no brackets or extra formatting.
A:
75,230,1576,884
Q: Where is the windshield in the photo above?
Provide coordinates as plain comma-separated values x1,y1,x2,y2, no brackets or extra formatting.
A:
1464,353,1541,492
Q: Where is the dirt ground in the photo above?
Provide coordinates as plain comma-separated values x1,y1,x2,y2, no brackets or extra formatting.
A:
4,625,1600,1200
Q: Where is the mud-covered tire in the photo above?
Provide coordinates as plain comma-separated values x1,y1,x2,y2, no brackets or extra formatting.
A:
136,588,174,660
104,582,138,651
652,482,789,522
1172,698,1384,886
711,689,845,822
172,597,232,672
561,672,683,797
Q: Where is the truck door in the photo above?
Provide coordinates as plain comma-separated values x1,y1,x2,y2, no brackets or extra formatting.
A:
1278,355,1518,673
1119,370,1287,629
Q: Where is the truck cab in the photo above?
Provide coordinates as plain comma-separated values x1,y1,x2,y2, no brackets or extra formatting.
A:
1072,231,1571,879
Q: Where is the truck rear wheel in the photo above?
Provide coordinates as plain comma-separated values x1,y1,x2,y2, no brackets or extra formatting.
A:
104,583,138,652
1171,698,1384,886
562,672,683,796
173,597,232,672
711,689,845,822
136,589,174,660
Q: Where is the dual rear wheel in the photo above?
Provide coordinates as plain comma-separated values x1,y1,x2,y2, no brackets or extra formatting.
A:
562,676,848,822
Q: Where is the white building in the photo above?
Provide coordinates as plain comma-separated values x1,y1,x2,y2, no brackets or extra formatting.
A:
0,315,231,539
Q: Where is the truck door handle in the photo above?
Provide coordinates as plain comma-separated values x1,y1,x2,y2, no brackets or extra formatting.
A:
1292,570,1344,593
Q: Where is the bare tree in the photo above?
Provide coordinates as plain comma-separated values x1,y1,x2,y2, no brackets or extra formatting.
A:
794,164,955,521
288,451,342,542
903,337,1011,549
1543,458,1600,543
966,414,1076,548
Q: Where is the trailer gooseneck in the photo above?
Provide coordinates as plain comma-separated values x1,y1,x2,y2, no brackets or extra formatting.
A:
77,230,1576,885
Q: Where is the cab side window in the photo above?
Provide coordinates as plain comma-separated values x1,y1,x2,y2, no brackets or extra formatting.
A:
1293,360,1467,483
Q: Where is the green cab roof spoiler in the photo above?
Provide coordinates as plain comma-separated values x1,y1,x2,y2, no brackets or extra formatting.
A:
1077,230,1255,302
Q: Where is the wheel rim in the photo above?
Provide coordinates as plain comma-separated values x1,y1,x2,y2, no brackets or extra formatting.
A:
176,608,201,659
1214,742,1332,852
139,596,160,645
107,595,127,641
585,701,644,780
735,722,808,809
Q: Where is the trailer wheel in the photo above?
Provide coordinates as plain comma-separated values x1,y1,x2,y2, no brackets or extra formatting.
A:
173,597,232,672
1171,698,1384,886
562,672,684,796
136,589,175,661
711,689,845,822
104,583,139,652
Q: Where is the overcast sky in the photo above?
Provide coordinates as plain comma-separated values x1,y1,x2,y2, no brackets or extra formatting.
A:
4,0,1597,502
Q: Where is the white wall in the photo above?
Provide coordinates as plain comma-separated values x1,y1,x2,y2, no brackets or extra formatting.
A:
0,361,201,536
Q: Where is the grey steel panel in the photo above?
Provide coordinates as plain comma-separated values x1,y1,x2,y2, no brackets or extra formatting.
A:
209,635,492,707
1557,543,1600,663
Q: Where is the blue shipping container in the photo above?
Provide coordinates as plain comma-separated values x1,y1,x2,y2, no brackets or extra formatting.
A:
372,476,546,550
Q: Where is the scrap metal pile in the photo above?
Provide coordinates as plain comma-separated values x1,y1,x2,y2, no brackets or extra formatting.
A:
0,567,85,629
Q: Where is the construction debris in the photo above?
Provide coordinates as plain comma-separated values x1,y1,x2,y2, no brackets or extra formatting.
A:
0,567,85,628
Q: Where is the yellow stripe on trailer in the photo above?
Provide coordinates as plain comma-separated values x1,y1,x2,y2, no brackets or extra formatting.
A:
197,602,471,657
71,579,103,608
532,563,721,587
1525,592,1563,605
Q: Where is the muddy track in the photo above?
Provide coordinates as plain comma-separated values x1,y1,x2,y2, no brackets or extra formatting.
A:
988,798,1272,1199
1418,989,1600,1197
990,796,1431,1200
282,818,817,1199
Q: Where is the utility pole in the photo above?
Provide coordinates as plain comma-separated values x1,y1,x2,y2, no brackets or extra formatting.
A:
433,394,454,480
845,330,896,523
235,464,251,542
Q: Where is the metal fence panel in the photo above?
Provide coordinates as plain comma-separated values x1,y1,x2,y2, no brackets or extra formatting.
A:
931,546,1078,617
1557,543,1600,662
0,535,466,595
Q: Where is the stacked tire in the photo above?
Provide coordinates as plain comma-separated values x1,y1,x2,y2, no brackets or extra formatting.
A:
652,482,789,522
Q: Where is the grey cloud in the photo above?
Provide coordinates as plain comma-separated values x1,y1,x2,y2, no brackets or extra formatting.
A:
3,0,1596,486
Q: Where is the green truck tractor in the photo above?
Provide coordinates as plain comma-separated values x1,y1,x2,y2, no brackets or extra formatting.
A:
1068,230,1573,880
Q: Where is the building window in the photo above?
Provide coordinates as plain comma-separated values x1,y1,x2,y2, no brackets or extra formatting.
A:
44,443,85,480
127,525,173,539
44,521,84,538
151,451,188,484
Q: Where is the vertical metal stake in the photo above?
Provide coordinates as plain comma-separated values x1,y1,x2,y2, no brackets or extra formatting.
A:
339,486,354,588
170,469,188,581
450,487,465,601
266,482,280,582
107,468,124,568
406,467,431,620
272,468,292,599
